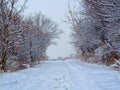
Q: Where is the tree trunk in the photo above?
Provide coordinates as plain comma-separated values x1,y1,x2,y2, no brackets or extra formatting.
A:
1,49,7,72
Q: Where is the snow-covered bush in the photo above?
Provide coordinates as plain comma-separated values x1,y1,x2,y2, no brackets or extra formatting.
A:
95,44,119,65
6,57,19,72
110,59,120,70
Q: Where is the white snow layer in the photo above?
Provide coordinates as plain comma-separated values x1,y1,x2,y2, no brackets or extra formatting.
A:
0,59,120,90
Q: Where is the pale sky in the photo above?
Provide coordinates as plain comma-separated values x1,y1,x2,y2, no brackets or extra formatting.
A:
23,0,75,59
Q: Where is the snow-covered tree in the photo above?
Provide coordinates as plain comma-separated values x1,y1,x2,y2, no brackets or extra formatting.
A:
30,13,59,60
17,13,60,63
66,1,100,58
67,0,120,64
0,0,60,72
0,0,27,72
83,0,120,63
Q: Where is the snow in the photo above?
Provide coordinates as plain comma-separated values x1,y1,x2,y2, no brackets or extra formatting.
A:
0,59,120,90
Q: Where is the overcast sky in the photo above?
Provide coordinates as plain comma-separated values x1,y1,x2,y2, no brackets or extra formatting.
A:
23,0,75,59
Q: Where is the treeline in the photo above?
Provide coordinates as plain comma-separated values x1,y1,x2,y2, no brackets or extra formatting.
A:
67,0,120,66
0,0,59,72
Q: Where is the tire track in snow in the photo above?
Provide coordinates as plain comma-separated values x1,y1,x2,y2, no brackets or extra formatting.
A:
66,60,120,90
65,61,91,90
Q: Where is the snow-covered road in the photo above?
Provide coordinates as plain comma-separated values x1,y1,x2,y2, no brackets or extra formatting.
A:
0,60,120,90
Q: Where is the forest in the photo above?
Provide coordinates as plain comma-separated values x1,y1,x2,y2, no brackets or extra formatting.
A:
67,0,120,67
0,0,60,72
